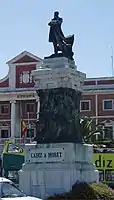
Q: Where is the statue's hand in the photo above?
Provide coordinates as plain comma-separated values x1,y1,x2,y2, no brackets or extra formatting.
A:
48,20,58,26
48,22,51,26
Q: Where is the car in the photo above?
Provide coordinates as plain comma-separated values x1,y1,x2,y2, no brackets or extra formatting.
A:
0,177,42,200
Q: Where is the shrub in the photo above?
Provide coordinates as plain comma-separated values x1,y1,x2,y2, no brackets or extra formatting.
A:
48,182,114,200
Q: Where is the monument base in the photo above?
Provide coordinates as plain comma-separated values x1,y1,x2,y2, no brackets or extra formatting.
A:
19,143,99,199
32,57,86,144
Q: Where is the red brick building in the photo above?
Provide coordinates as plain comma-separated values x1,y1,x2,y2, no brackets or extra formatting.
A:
0,50,113,147
81,78,114,140
0,51,42,148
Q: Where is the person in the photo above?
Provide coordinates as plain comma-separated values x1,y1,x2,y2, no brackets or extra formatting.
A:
48,11,65,54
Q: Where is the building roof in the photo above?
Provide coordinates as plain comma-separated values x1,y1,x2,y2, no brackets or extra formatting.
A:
6,51,42,65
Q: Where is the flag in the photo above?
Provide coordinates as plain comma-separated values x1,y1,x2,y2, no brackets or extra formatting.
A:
21,120,27,138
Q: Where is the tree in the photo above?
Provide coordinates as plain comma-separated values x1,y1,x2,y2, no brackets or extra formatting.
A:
80,116,102,142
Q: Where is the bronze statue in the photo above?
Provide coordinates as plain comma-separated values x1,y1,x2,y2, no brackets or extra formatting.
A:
34,12,83,144
48,11,74,60
35,88,83,143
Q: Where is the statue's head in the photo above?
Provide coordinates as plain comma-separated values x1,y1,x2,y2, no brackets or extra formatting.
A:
54,11,59,18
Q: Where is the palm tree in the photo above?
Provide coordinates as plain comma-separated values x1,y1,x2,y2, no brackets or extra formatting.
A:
80,116,102,142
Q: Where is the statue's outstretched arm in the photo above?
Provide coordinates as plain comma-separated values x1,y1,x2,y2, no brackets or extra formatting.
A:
48,21,51,26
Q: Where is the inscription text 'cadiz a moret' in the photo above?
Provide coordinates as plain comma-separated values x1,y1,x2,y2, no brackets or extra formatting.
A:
27,148,65,163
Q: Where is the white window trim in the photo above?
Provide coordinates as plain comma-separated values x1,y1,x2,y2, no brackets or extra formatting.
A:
25,102,35,113
103,99,114,111
0,104,10,115
80,100,91,112
104,124,114,140
26,127,36,138
0,128,10,138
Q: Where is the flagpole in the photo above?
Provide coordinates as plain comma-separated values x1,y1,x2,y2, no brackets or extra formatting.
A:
20,101,22,143
111,46,114,76
20,101,26,144
27,112,29,126
27,112,31,142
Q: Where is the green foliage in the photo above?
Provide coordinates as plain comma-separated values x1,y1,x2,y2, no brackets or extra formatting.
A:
91,183,114,199
80,116,101,142
48,182,114,200
80,116,93,138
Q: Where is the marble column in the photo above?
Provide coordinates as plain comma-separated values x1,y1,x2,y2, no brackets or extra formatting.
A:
10,100,16,139
15,102,21,138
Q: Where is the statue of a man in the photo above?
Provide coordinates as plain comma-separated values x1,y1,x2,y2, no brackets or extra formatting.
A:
48,11,65,54
47,11,74,60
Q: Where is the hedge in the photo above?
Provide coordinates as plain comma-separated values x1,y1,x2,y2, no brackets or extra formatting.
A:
48,182,114,200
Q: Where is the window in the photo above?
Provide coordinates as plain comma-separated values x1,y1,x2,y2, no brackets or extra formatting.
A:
26,129,34,138
26,103,35,113
80,100,90,111
1,130,9,138
1,104,9,114
104,126,113,140
0,182,26,198
103,100,113,110
7,144,23,153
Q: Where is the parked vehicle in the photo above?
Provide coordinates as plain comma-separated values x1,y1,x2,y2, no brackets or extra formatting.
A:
0,177,42,200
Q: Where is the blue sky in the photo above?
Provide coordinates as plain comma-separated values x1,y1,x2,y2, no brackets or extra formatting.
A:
0,0,114,78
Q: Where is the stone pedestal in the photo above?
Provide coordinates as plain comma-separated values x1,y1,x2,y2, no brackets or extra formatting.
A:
32,57,86,143
32,57,85,91
19,143,99,199
19,57,99,199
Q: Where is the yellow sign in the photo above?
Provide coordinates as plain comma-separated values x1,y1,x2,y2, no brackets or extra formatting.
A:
94,154,114,169
3,141,25,156
93,153,114,183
